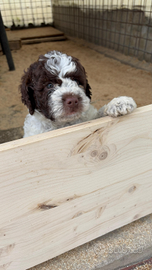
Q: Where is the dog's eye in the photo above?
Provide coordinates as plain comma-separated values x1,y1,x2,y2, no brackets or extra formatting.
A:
47,83,53,89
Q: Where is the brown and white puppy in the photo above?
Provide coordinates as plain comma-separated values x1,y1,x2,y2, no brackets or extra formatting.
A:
20,50,137,137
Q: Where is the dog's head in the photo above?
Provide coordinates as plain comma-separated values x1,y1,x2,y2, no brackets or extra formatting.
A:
20,50,92,123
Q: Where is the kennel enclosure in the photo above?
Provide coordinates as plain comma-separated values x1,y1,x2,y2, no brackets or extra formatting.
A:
0,1,152,269
1,0,152,62
52,0,152,62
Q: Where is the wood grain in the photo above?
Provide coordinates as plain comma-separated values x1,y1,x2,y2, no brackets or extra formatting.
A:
0,105,152,270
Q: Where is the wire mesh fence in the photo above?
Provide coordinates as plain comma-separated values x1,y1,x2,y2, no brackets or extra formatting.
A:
1,0,152,62
0,0,53,29
52,0,152,62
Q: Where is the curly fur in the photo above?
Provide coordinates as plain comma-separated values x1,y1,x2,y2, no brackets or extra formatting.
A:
20,50,137,137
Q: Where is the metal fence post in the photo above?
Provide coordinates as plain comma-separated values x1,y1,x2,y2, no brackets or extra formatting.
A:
0,11,15,71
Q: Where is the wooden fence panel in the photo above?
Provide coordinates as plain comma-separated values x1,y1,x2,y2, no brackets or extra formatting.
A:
0,105,152,270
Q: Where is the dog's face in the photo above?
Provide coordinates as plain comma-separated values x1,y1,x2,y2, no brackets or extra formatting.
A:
20,51,92,123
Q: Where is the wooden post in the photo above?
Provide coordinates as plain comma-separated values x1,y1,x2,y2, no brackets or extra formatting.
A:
0,105,152,270
0,11,15,71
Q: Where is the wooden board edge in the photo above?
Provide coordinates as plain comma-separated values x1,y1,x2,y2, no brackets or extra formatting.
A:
0,104,152,152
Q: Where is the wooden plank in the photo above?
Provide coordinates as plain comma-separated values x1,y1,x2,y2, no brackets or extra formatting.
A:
8,39,21,50
0,105,152,270
0,39,21,51
22,35,67,45
6,27,64,41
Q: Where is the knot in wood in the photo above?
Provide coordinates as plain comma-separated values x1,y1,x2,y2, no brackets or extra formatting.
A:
38,203,57,210
128,185,136,194
99,151,108,160
91,150,98,157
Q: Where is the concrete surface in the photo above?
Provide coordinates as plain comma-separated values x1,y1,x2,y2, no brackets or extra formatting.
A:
119,257,152,270
0,127,23,143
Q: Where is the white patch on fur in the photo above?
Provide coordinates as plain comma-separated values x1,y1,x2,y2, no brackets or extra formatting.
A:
49,78,90,123
104,96,137,117
23,105,98,137
23,95,137,137
44,51,76,77
23,111,52,137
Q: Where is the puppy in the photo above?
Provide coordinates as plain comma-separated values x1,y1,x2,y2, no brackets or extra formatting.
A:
20,50,137,137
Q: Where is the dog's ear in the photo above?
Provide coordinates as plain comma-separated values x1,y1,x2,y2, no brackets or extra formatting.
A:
86,80,92,100
19,63,37,115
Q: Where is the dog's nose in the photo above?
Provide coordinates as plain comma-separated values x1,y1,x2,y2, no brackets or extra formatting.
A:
65,96,79,107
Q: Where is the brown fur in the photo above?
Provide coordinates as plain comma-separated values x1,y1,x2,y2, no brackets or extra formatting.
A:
19,52,92,120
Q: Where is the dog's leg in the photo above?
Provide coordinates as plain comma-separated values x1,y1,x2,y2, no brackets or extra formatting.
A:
97,96,137,118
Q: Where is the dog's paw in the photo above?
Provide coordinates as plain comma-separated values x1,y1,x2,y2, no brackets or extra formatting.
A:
105,96,137,117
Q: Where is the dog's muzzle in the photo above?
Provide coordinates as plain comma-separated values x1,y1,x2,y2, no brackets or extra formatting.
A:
62,94,82,114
